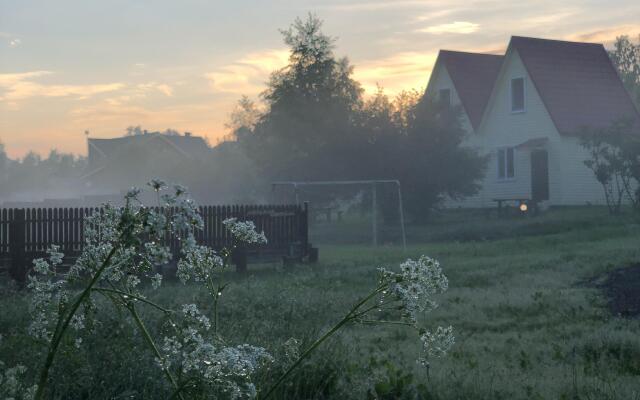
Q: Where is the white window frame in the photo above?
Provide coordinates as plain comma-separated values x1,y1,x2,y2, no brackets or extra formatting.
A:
497,146,516,181
510,77,526,113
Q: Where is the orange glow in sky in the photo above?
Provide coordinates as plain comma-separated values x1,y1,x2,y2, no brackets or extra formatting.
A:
1,1,639,158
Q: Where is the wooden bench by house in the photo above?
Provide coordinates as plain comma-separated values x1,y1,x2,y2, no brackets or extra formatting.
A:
491,198,538,217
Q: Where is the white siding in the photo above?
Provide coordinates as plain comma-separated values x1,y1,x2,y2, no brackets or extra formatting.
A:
556,136,607,205
472,50,562,207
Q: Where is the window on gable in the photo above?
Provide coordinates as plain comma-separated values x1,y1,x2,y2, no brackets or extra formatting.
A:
497,147,515,179
511,77,525,112
439,88,451,107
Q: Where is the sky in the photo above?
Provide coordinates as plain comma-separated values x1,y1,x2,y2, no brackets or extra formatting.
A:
1,0,639,159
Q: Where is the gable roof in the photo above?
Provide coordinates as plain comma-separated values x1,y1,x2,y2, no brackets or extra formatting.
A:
509,36,640,134
86,133,211,178
89,133,210,160
436,50,504,130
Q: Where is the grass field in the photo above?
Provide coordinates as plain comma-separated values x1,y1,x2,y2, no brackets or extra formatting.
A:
1,207,640,399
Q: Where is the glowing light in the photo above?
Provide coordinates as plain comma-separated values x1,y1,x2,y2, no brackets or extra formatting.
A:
519,203,528,212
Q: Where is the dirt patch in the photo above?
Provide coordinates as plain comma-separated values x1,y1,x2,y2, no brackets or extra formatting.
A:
593,264,640,318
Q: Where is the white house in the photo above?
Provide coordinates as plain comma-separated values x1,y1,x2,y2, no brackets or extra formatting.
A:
426,36,640,208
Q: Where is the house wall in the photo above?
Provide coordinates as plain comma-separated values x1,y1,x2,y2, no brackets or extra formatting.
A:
556,135,607,205
474,49,564,207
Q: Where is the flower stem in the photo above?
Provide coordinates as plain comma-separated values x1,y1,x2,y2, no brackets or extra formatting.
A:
128,304,185,400
93,287,173,314
34,245,118,400
259,285,386,400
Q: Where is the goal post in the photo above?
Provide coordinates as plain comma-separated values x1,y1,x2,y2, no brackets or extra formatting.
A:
271,180,407,250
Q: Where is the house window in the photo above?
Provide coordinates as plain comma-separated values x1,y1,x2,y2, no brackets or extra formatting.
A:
510,77,525,112
497,147,515,179
439,88,451,107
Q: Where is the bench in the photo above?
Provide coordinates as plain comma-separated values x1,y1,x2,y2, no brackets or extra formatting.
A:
491,198,538,217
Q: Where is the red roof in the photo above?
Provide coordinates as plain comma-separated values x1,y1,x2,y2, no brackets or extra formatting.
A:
510,36,640,134
438,50,504,130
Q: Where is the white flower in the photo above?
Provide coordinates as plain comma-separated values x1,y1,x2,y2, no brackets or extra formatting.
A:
379,255,448,324
419,326,455,364
177,245,224,284
223,218,267,244
126,186,142,199
70,313,85,331
182,304,211,331
0,362,35,399
145,242,172,265
148,178,167,192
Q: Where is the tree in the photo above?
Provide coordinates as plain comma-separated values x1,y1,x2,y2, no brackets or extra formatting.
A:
356,88,486,223
226,96,262,142
581,118,640,214
396,96,487,222
250,13,363,180
609,35,640,108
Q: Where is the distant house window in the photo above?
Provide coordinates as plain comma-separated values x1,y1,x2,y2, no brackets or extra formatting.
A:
439,88,451,107
497,147,515,179
510,77,525,112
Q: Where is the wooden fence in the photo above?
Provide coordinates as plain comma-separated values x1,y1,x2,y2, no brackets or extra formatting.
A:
0,204,309,282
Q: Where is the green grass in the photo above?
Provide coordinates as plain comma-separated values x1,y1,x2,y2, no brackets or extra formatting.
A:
2,207,640,399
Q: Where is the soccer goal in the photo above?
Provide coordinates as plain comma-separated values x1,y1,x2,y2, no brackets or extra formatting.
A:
271,180,407,250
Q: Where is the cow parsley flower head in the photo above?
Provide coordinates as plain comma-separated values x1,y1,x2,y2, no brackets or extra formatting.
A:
125,186,142,199
379,255,448,324
148,178,167,192
376,255,454,366
223,218,267,244
160,306,272,399
27,247,70,341
418,326,455,366
0,362,37,400
177,244,224,283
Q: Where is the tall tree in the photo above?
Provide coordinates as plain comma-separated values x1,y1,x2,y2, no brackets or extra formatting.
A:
251,14,363,180
610,35,640,108
395,97,487,222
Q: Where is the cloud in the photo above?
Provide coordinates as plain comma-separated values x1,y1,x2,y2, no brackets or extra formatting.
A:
104,82,173,106
8,38,21,48
0,71,124,104
204,49,289,94
354,51,437,95
569,24,640,46
417,21,479,35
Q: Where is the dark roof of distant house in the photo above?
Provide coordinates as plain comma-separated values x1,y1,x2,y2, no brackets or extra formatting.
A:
89,133,210,161
437,50,504,130
85,133,211,178
510,36,640,134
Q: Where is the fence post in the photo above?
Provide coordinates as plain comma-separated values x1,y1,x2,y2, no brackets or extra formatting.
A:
9,209,26,285
301,202,309,254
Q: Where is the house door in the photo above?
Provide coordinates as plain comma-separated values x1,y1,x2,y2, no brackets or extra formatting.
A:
531,150,549,201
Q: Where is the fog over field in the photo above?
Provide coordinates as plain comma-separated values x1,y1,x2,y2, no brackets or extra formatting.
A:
1,2,640,400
